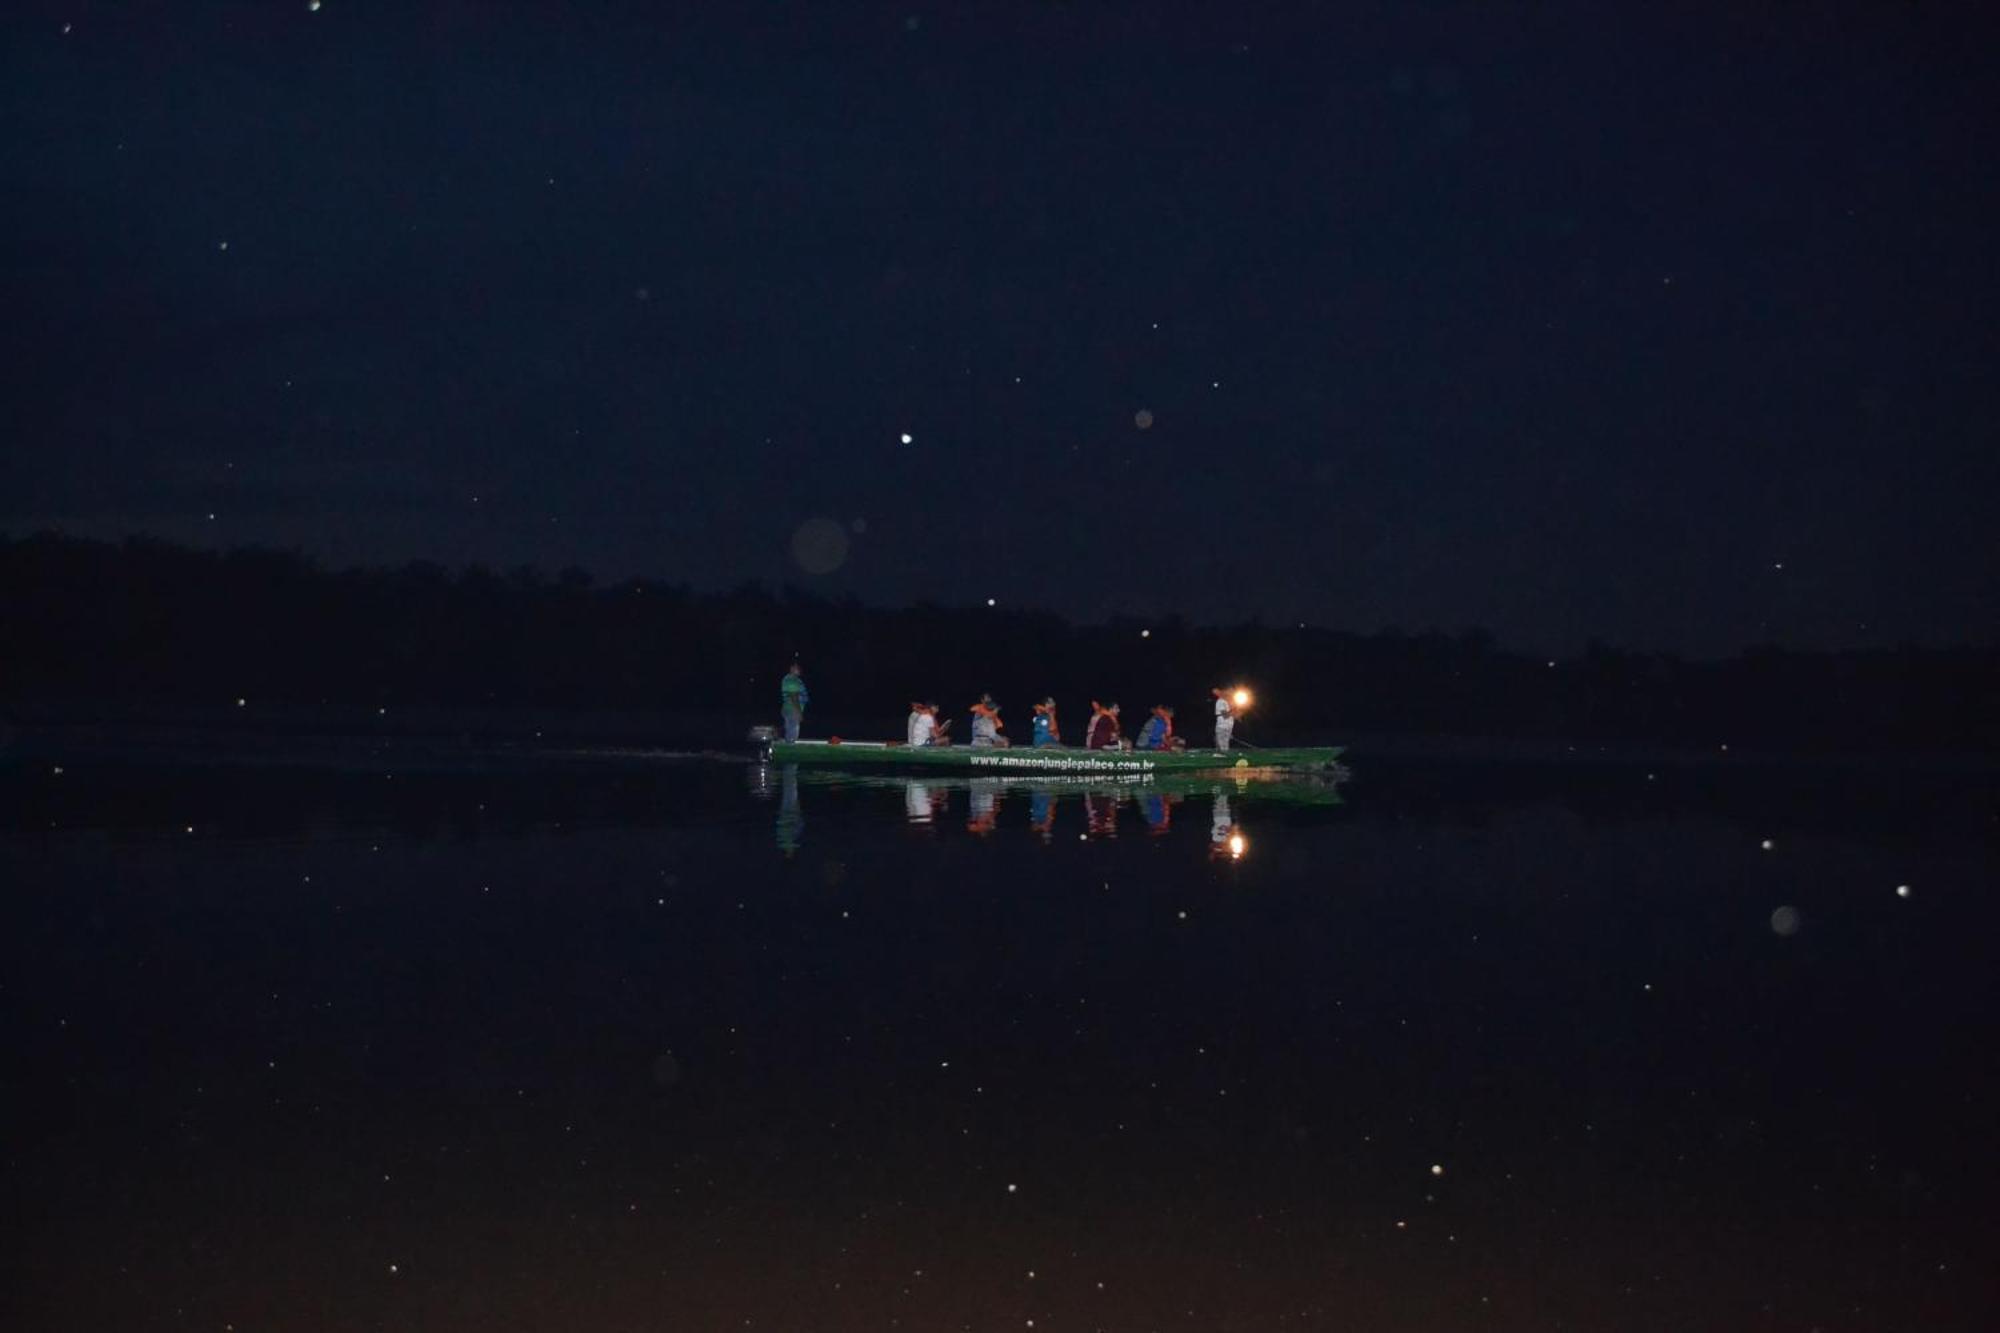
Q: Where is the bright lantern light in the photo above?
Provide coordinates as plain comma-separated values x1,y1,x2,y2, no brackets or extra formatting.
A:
1231,688,1251,709
1227,833,1246,859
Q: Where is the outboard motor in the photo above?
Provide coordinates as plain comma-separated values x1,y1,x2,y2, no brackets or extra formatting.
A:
746,724,776,763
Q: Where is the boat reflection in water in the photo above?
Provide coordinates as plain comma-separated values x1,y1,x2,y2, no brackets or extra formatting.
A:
904,780,947,827
755,765,1344,856
749,763,808,854
1210,791,1246,860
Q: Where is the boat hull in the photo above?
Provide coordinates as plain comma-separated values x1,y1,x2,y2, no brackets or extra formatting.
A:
764,739,1344,773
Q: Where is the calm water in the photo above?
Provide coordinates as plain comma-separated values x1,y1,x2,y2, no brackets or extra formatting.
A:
4,747,1994,1331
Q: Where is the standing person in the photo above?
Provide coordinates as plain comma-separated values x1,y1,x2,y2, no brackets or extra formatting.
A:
1031,697,1061,747
1211,687,1236,752
779,662,809,742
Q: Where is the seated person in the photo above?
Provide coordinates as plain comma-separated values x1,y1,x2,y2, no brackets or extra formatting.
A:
969,694,1009,748
1085,701,1123,750
1031,697,1061,747
1136,704,1177,751
906,702,940,747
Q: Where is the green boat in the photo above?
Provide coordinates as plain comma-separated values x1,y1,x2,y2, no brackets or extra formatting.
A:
760,736,1344,773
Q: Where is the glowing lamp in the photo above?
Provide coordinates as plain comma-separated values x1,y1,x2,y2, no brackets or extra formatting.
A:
1227,833,1246,859
1231,688,1251,709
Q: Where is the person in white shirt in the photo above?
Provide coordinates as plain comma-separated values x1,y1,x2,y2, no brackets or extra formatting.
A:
907,702,940,747
1211,687,1236,751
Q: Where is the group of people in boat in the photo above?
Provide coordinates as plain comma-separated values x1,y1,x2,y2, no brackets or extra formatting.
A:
781,662,1244,752
905,690,1239,751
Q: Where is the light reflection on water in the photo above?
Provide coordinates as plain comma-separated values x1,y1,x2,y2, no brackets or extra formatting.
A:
750,763,1344,857
6,748,1993,1329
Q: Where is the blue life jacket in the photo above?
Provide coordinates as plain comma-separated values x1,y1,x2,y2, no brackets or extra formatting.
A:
1137,716,1167,749
1032,714,1055,746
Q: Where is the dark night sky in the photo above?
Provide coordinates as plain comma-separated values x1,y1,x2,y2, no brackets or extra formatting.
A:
4,2,1994,655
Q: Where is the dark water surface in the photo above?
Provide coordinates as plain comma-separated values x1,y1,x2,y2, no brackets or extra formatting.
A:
4,746,1994,1331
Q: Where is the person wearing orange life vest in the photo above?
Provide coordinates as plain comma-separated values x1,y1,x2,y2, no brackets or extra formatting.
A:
1031,697,1061,747
1085,701,1123,750
969,694,1009,748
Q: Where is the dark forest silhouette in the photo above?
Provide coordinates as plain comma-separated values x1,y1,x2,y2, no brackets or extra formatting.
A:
2,533,1991,753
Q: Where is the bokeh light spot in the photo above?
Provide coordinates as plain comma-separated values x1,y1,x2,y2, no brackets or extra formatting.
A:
790,517,850,575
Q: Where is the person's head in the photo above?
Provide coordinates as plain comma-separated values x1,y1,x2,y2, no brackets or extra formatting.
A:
1211,686,1225,699
1108,702,1121,715
787,662,801,676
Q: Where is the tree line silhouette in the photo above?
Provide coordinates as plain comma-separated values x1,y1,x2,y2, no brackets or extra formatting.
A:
2,532,1991,753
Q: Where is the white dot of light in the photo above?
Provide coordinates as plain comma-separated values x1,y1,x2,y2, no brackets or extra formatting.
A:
1760,839,1774,851
1770,906,1802,936
1431,1164,1444,1176
1896,884,1912,898
986,597,996,607
1006,1183,1017,1193
900,432,913,444
1140,629,1151,638
308,0,322,11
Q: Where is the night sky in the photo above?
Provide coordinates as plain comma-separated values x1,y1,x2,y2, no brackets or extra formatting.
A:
5,2,1994,655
